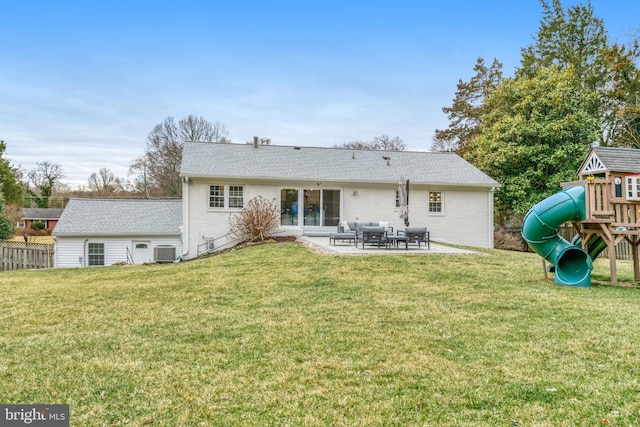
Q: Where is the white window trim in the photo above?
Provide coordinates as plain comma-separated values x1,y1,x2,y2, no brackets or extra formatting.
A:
207,184,245,211
279,188,300,228
625,175,640,201
87,241,106,267
428,190,445,216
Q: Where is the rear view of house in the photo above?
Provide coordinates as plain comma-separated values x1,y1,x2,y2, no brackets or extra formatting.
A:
179,142,499,259
53,199,182,267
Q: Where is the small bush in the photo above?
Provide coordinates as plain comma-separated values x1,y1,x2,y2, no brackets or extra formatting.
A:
230,196,281,242
0,216,14,240
31,221,46,231
494,227,528,251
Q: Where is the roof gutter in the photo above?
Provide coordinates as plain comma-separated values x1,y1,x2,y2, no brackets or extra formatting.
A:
179,173,499,188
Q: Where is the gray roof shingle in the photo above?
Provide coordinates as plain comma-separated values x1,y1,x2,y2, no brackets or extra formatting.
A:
53,199,182,236
22,208,64,220
592,146,640,174
180,142,500,187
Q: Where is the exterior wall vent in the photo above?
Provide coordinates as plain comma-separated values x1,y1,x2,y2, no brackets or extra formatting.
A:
154,245,176,263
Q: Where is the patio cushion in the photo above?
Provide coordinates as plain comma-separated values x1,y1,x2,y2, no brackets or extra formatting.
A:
339,221,388,234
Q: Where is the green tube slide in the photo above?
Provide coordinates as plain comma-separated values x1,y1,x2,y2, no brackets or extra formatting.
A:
572,234,607,261
521,185,592,287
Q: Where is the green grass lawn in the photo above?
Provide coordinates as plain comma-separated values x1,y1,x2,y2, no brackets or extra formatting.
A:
1,242,640,426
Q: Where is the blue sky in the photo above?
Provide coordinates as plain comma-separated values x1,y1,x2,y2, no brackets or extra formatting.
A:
1,0,639,186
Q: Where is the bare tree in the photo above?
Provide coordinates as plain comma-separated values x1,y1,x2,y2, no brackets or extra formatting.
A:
335,135,406,151
88,168,125,197
26,161,64,208
246,136,272,145
130,115,230,198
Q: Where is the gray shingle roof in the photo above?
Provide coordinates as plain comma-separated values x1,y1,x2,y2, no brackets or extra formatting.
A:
22,208,64,220
180,142,500,187
53,199,182,236
591,147,640,174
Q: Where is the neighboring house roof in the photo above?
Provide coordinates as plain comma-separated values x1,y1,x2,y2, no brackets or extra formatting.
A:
53,199,182,236
588,146,640,174
180,142,500,187
22,208,64,220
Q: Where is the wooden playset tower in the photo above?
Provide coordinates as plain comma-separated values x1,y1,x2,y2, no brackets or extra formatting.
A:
564,146,640,283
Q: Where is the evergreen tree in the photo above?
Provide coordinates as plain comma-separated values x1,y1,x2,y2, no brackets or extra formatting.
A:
601,41,640,147
518,0,610,143
431,57,503,156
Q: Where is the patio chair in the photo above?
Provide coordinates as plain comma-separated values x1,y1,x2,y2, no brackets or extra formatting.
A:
360,226,388,249
402,227,430,249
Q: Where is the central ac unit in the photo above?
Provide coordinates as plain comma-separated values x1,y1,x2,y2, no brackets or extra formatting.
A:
154,245,176,263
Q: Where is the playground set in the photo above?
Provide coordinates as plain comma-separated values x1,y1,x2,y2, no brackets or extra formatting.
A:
522,146,640,286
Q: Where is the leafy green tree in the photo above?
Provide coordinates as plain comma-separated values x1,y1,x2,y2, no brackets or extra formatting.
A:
519,0,608,88
601,41,640,147
0,191,15,240
518,0,610,143
465,66,600,224
0,141,23,205
431,57,503,155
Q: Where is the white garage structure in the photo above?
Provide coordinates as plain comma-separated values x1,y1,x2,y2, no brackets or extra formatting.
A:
53,199,182,267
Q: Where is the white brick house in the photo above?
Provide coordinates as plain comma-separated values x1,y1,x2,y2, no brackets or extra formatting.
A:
179,142,499,259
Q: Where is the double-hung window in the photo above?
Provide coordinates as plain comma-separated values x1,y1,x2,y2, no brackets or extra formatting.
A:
228,186,244,208
209,185,225,208
88,243,105,266
209,185,244,209
428,191,443,214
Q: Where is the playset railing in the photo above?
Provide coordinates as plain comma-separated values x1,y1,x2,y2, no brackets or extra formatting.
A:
581,178,640,229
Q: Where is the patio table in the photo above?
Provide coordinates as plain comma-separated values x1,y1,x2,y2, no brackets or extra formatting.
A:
386,233,409,250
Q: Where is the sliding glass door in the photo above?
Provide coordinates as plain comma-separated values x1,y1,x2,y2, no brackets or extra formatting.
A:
322,189,340,227
281,188,340,227
280,189,299,225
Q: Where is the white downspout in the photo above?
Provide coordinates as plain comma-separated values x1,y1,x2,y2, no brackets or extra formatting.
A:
181,176,190,258
488,188,496,249
83,238,89,266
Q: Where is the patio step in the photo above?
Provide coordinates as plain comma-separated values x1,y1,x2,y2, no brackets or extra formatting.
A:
303,227,335,237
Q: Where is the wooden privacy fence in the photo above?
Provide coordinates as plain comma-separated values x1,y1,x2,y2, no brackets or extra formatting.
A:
0,240,54,271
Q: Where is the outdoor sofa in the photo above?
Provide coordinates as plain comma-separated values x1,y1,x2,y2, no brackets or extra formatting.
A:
329,221,393,246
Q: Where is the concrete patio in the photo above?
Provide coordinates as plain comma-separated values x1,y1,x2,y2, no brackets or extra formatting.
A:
297,235,480,255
